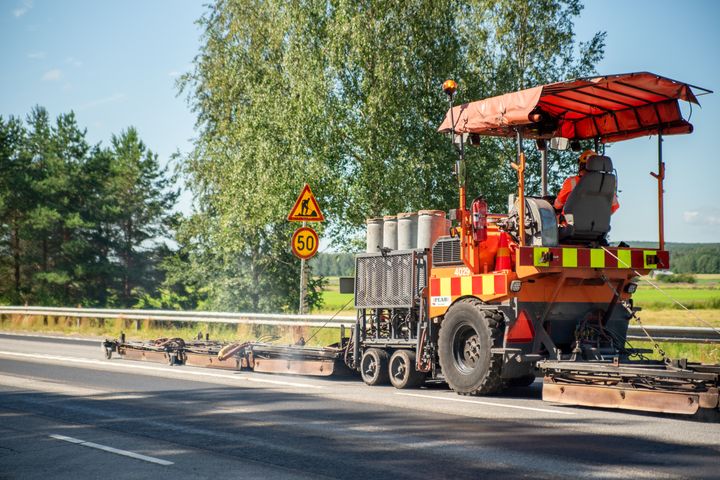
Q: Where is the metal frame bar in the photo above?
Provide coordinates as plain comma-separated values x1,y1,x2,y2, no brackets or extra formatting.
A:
559,88,637,109
551,92,614,113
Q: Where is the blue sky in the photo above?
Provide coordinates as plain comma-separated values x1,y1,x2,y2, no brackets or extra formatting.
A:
1,0,718,243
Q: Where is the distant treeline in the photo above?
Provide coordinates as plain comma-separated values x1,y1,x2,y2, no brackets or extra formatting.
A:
309,253,356,278
659,244,720,274
0,107,177,307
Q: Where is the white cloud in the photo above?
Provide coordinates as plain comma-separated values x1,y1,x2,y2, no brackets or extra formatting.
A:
168,70,181,78
42,69,62,81
13,0,33,17
27,51,45,59
77,93,126,110
683,208,720,226
66,56,83,67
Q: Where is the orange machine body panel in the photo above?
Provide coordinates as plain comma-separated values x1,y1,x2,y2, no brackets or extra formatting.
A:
428,243,669,319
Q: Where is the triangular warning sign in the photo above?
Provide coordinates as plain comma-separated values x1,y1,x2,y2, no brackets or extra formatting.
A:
287,184,324,222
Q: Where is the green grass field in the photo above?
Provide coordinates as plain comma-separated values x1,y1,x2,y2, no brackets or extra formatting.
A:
631,274,720,310
316,277,354,315
632,287,720,309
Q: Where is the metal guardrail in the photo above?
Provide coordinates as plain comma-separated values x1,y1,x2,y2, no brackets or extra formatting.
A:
0,306,354,329
1,306,719,343
626,325,720,344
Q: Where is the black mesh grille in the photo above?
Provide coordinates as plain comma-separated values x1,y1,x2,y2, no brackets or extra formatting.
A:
354,251,424,309
432,236,461,266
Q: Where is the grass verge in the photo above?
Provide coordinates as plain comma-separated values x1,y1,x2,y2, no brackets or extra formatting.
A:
0,314,344,348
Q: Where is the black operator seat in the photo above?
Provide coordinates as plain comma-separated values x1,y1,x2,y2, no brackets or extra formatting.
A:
559,155,616,244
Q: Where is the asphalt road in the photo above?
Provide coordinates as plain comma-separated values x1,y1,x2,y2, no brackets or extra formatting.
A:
0,332,718,479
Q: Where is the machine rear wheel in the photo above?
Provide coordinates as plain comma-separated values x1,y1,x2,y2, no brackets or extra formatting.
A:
438,299,504,395
389,350,425,389
361,348,390,386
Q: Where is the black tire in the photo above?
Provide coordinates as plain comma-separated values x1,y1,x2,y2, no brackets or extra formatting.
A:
360,348,390,386
507,374,536,387
389,350,425,389
438,298,505,395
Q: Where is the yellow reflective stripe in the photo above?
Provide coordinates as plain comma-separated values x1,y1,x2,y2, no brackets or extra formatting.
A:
644,250,657,269
562,248,577,267
482,275,495,295
461,276,472,295
533,247,550,267
440,278,451,297
617,249,632,269
570,177,577,188
590,249,605,268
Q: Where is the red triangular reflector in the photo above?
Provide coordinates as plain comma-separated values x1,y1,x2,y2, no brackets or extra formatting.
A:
507,310,535,343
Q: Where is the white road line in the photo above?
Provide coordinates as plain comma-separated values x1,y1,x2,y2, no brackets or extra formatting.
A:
49,434,173,466
395,392,577,415
0,350,323,389
0,331,99,342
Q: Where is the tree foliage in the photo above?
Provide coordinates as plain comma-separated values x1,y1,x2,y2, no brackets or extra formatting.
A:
0,108,177,306
179,0,605,312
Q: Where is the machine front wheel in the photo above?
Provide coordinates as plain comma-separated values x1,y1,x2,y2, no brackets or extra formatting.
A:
438,299,504,395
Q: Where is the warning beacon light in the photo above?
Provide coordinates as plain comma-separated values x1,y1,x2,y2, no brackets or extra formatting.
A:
442,79,457,97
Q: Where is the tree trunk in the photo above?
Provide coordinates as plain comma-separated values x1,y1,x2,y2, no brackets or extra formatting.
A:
42,237,48,272
11,216,20,297
123,219,132,304
250,244,260,312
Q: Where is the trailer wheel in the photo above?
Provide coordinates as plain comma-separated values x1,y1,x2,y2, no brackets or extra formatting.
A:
438,299,504,395
361,348,390,386
389,350,425,389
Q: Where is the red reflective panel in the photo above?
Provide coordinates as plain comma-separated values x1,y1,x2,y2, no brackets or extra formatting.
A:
507,310,535,343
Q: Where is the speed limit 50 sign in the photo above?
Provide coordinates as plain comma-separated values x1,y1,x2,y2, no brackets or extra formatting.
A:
291,226,319,260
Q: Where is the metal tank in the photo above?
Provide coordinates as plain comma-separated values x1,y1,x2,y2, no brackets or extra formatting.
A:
366,218,384,253
417,210,450,250
382,215,398,250
397,212,418,250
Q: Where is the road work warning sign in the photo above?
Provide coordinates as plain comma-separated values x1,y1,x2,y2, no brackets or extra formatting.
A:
287,184,324,222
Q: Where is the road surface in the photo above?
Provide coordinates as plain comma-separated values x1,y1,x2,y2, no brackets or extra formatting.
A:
0,332,718,479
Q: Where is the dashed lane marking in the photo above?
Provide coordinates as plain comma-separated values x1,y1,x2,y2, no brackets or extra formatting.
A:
49,434,173,466
395,392,577,415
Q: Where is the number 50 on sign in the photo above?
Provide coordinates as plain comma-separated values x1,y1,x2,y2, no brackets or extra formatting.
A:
291,227,319,260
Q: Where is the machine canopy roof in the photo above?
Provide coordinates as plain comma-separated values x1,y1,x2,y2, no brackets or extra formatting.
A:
437,72,711,142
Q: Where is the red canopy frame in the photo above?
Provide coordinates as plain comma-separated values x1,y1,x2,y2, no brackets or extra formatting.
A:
438,72,711,142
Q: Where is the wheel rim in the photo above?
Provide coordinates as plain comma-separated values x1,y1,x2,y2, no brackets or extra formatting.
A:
390,355,407,382
362,353,377,379
452,323,481,374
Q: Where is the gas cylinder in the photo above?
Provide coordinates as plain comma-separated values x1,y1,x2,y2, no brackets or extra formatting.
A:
471,196,488,244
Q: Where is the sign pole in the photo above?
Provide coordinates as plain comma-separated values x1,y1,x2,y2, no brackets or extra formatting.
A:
299,221,307,314
287,183,323,315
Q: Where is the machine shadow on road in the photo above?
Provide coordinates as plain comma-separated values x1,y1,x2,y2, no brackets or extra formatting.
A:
1,375,718,480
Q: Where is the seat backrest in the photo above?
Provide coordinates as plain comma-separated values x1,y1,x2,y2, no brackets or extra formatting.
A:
563,155,616,240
